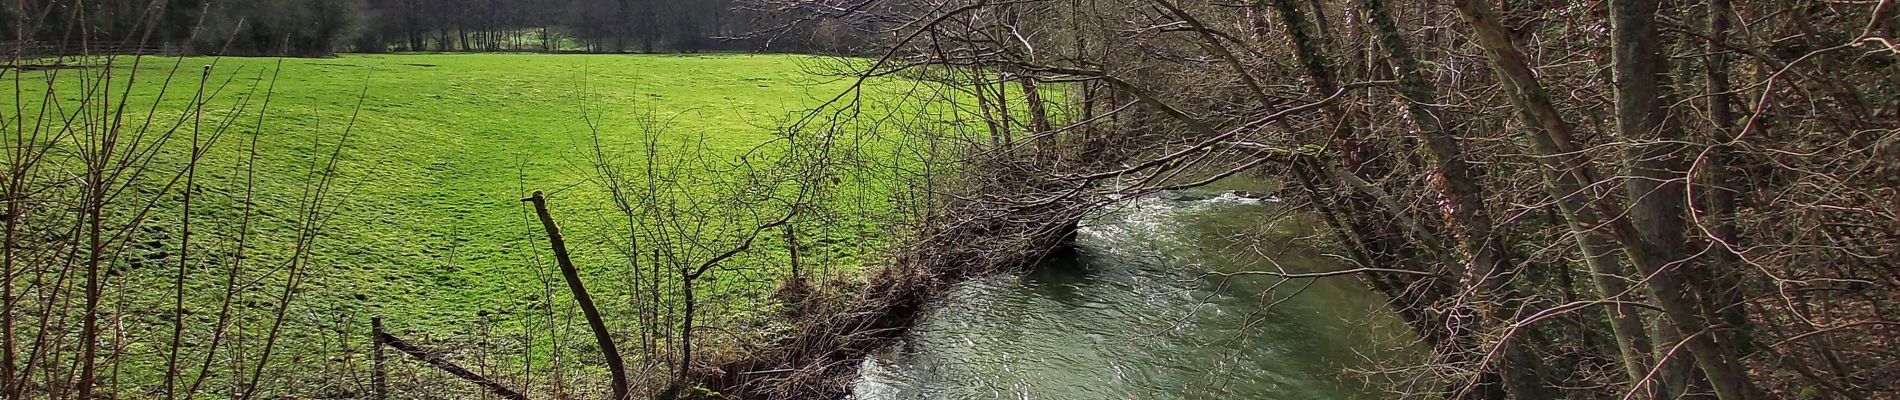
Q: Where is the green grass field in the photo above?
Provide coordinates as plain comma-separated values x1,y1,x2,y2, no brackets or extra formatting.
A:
219,53,887,319
5,53,942,391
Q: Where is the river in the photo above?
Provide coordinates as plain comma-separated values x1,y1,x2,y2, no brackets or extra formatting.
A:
853,188,1417,399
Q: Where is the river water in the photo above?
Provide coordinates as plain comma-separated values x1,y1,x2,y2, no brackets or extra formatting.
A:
853,189,1416,399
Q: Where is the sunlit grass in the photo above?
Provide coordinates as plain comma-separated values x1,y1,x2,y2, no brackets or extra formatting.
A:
3,53,930,377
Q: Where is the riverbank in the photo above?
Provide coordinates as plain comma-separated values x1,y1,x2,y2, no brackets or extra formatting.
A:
695,156,1101,398
699,168,1418,398
854,191,1415,399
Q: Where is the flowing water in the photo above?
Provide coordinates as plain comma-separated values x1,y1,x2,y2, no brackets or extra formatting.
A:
853,189,1417,399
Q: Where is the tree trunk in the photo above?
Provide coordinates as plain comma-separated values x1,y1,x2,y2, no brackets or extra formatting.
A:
971,68,1006,147
679,274,696,380
1449,0,1761,398
78,167,106,400
1699,0,1754,356
1358,0,1551,397
1259,2,1506,396
524,192,630,400
784,222,802,279
1446,0,1668,396
1019,75,1054,156
1607,1,1759,398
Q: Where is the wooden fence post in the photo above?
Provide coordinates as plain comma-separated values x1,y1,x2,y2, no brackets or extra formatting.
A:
372,316,388,400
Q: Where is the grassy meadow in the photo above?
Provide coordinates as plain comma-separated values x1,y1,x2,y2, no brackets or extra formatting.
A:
4,53,948,394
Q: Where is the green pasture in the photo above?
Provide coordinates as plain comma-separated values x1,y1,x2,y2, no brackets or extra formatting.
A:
3,53,969,391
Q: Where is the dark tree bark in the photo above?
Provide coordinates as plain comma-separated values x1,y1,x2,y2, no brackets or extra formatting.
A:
372,317,389,400
1447,0,1766,398
1445,0,1668,396
1699,0,1754,356
1607,1,1759,398
525,191,631,400
1357,1,1551,398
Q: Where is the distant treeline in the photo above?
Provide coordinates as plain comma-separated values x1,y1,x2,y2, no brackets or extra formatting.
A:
355,0,874,54
2,0,357,56
2,0,872,57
